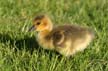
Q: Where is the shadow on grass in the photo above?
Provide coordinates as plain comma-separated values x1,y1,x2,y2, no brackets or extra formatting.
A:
0,32,39,52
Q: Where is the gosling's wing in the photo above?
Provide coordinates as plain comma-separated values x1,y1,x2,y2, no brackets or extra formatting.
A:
50,25,82,46
51,30,65,47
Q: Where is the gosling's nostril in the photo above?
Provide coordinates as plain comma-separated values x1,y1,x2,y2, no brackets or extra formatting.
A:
28,25,36,32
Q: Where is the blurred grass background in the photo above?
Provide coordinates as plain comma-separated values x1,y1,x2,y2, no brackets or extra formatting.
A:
0,0,108,71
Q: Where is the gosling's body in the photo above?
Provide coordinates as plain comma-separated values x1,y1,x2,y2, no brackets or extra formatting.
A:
37,25,94,56
29,15,95,56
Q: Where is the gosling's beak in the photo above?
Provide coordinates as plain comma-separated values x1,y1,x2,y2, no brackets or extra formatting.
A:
28,25,36,32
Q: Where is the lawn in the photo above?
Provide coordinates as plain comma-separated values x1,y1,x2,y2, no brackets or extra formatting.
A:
0,0,108,71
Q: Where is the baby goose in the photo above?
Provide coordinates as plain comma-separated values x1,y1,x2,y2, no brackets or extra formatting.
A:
29,15,95,56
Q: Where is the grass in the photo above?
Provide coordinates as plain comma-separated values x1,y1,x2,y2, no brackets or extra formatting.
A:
0,0,108,71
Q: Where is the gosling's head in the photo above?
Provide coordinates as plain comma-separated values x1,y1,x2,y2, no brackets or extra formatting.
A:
29,15,53,32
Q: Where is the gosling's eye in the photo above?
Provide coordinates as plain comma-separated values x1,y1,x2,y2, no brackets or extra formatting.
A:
37,22,41,25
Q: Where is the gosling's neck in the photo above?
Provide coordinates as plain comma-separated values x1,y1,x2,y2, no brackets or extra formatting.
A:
38,26,53,39
39,30,52,37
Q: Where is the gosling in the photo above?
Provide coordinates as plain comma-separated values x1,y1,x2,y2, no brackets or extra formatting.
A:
29,15,95,56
